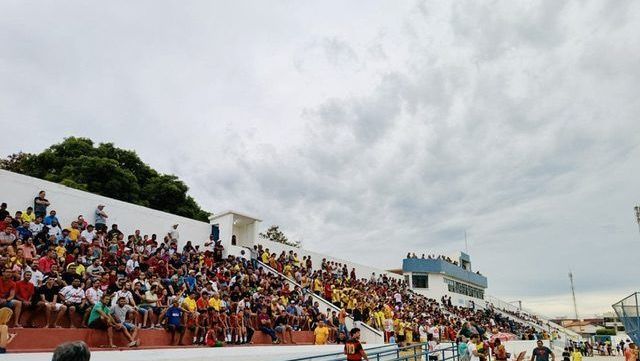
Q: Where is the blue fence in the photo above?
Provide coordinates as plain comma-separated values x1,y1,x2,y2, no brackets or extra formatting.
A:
612,292,640,345
281,342,459,361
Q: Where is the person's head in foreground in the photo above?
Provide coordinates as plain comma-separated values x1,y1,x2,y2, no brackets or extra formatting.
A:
350,327,361,340
52,341,90,361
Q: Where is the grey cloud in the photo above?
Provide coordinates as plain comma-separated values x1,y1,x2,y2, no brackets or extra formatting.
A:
2,0,640,316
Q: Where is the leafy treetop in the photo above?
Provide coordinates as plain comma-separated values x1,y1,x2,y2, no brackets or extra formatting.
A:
0,137,210,222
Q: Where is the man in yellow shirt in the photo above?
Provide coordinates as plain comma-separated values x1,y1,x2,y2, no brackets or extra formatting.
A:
313,277,323,295
182,293,198,313
314,320,330,345
55,244,66,258
68,221,81,242
21,207,36,223
208,292,222,311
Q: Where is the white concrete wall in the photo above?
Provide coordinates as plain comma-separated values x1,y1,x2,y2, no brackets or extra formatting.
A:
210,213,234,249
12,344,389,361
259,239,403,281
0,170,212,247
502,340,551,359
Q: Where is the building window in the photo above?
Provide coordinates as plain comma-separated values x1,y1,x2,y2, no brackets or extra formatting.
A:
443,278,484,299
412,274,428,288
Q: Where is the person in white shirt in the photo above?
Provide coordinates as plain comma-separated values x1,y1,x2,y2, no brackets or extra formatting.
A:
80,225,96,244
112,282,135,307
393,292,402,305
26,264,44,287
168,224,179,241
29,217,45,235
418,324,429,342
59,278,87,328
84,279,103,327
430,324,440,341
125,255,140,274
468,334,481,361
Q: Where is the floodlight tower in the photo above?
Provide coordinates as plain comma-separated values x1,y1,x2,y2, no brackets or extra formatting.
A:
635,206,640,235
569,271,579,320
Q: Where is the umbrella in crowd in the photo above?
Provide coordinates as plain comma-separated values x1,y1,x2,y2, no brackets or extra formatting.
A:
490,332,518,342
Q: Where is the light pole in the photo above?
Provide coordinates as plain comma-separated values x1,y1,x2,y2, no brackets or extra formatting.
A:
635,206,640,234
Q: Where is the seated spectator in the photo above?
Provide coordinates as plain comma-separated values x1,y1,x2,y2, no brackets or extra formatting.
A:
88,294,138,348
274,309,295,344
0,269,21,327
258,306,280,344
37,276,67,328
59,278,87,328
110,297,139,345
160,299,186,346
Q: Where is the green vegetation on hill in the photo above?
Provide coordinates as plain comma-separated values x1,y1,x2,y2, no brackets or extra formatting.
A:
0,137,210,221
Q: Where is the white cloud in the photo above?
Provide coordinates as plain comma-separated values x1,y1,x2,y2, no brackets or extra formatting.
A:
1,0,640,316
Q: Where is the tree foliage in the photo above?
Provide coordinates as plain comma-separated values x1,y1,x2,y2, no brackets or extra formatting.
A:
259,225,300,248
0,137,210,221
595,328,616,335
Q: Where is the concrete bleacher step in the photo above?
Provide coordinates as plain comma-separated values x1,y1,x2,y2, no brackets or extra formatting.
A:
6,328,316,352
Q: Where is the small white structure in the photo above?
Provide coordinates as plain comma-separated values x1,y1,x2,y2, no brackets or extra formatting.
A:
209,211,262,249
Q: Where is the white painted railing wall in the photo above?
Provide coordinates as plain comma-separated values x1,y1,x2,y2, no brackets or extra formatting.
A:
0,170,212,247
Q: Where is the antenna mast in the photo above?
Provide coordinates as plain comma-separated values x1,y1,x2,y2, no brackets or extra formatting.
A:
569,271,579,320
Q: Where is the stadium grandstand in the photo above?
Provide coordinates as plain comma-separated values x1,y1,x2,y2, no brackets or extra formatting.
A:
0,169,579,359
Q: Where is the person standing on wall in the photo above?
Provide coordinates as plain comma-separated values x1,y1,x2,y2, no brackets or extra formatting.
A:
169,224,179,242
34,191,50,219
94,205,108,233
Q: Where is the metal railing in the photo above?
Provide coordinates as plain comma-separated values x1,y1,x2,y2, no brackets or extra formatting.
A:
255,259,385,343
484,295,580,340
281,342,459,361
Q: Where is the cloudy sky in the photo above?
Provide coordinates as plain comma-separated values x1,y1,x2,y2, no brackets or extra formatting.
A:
2,0,640,317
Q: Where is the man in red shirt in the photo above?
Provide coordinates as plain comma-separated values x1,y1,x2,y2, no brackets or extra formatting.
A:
15,271,35,326
0,268,22,327
38,250,57,274
345,328,368,361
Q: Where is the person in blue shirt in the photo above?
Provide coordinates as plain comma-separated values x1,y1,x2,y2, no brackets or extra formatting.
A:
16,221,32,240
160,300,186,345
43,210,59,226
184,270,196,292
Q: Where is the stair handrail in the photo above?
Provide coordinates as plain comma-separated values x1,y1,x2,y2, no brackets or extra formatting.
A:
254,259,384,341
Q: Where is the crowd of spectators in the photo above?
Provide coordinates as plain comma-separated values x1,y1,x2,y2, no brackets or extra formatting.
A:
0,192,353,348
0,190,556,351
405,253,483,276
253,244,544,347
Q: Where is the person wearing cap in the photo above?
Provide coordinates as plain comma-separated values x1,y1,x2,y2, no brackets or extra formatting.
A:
94,205,108,232
169,224,179,242
43,210,58,227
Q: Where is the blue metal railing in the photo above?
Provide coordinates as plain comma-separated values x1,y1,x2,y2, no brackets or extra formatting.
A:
281,342,459,361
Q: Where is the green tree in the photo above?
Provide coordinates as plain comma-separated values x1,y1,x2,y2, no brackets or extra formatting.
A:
1,137,210,221
259,225,300,247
